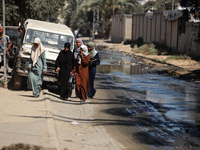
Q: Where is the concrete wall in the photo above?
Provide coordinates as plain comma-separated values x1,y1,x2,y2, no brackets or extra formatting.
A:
132,12,179,49
178,22,200,58
111,13,179,48
124,15,132,41
111,15,132,43
111,13,200,58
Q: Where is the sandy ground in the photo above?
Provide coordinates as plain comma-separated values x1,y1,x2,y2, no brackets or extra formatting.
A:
0,73,148,150
0,81,122,149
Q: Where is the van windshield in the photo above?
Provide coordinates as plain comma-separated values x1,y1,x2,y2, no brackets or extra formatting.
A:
25,29,73,49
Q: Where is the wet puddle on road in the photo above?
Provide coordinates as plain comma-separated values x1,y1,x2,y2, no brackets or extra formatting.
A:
97,50,200,149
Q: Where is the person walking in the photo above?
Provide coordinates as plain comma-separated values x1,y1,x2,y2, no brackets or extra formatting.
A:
87,42,100,98
89,29,93,40
74,29,79,38
73,38,84,97
73,38,83,61
71,42,90,102
0,27,11,69
55,43,74,100
27,38,47,98
94,30,98,39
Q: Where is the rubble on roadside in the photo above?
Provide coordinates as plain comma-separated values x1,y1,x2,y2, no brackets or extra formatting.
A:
0,143,54,150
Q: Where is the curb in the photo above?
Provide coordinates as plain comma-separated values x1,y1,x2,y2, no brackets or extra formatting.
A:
43,89,60,150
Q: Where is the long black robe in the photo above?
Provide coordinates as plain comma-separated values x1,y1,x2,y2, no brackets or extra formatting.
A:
55,50,74,98
88,53,100,98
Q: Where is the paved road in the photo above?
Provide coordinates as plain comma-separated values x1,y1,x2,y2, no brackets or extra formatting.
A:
0,76,126,150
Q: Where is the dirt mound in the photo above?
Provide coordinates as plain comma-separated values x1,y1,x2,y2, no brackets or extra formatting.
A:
0,143,55,150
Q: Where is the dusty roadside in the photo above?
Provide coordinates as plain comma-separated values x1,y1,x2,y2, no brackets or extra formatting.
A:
91,38,200,83
0,80,125,150
0,73,147,150
0,60,132,150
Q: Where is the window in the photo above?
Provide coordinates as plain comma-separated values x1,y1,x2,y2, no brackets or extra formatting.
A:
25,29,73,49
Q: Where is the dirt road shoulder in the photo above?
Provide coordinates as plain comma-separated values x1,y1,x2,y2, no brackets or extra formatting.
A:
91,38,200,83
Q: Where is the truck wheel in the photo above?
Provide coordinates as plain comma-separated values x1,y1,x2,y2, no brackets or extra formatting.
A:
13,74,22,90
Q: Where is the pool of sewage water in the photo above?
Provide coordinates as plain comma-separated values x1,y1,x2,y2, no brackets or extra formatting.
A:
97,50,200,149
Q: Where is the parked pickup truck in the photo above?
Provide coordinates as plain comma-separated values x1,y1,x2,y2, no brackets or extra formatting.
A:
12,19,75,90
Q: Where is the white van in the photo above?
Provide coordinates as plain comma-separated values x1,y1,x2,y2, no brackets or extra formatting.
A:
13,19,75,90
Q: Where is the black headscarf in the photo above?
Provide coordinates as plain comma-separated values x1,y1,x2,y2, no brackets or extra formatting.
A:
64,42,70,49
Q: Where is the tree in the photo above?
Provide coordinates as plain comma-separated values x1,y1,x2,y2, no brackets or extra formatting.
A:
70,9,90,35
142,0,181,12
180,0,200,8
155,0,181,11
15,0,64,23
0,0,19,25
63,1,77,26
0,0,64,26
63,0,89,35
80,0,139,38
180,0,200,19
143,1,156,12
63,0,140,38
82,0,138,19
112,0,139,15
180,0,200,13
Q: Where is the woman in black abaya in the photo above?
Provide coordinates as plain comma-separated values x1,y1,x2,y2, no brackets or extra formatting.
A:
55,43,74,100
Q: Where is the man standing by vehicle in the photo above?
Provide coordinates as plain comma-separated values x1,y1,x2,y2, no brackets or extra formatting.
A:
74,29,79,38
0,27,11,69
17,26,23,46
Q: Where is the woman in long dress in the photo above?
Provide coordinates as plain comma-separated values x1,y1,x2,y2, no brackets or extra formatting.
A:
73,38,83,97
71,43,90,102
27,38,47,97
55,43,74,100
87,42,100,98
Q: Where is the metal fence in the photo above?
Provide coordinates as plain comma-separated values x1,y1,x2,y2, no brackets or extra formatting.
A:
132,12,179,49
111,12,200,58
111,14,132,43
111,12,179,49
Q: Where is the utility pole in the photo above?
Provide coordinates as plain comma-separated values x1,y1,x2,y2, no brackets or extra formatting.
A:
76,0,79,13
2,0,7,88
113,0,115,15
163,0,166,11
92,8,99,39
172,0,174,10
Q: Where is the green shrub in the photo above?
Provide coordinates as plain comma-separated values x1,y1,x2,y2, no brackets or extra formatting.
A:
131,37,144,48
165,55,190,60
132,43,158,55
148,44,158,55
153,42,175,55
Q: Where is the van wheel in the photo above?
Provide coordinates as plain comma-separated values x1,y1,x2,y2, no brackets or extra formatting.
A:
13,74,22,90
